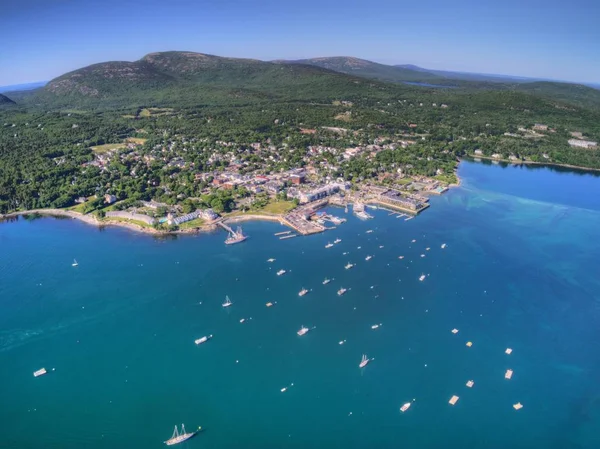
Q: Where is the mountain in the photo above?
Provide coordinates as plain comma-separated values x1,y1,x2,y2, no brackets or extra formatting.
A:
36,51,396,109
0,93,16,107
283,57,441,83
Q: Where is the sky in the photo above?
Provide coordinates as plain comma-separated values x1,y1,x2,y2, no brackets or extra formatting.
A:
1,0,599,86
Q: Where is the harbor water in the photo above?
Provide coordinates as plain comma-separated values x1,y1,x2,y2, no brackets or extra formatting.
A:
1,160,600,448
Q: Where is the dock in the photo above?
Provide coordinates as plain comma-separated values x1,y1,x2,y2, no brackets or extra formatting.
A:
217,222,235,234
279,234,297,240
275,231,292,236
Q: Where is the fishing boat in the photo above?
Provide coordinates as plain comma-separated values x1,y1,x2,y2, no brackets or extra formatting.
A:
297,326,309,336
333,238,342,244
72,259,78,267
33,368,47,377
344,262,354,270
337,287,347,296
419,274,426,281
276,269,286,276
325,242,334,248
164,424,199,446
194,334,213,345
365,255,372,261
298,288,309,297
222,295,233,308
359,354,370,368
322,278,331,285
225,227,247,245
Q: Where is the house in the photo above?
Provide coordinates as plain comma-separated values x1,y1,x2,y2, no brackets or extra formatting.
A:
474,149,483,156
75,197,87,204
290,173,305,185
104,194,117,204
533,124,548,131
568,139,597,149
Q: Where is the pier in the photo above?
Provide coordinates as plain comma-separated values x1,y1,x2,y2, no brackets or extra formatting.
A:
217,222,235,234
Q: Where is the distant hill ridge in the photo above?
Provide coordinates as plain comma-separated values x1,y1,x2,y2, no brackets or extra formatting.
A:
0,93,16,107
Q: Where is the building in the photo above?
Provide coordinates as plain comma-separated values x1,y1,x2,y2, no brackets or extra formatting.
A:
533,124,548,131
104,194,117,204
298,183,342,204
568,139,597,149
290,174,305,184
474,149,483,156
380,191,426,211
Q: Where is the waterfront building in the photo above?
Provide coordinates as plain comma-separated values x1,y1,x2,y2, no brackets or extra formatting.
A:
568,139,597,149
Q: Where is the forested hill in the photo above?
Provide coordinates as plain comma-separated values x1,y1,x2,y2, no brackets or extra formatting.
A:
0,94,16,107
32,51,399,109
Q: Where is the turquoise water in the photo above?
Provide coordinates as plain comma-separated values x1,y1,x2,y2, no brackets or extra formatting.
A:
2,161,600,448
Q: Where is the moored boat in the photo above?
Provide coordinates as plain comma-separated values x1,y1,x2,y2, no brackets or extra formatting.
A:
344,262,354,270
298,288,309,297
72,259,78,267
33,368,47,377
359,354,371,368
222,295,233,308
194,334,213,345
334,238,342,244
225,227,247,245
297,326,310,336
419,274,426,281
322,278,331,285
276,269,286,276
337,287,347,296
164,424,199,446
365,255,372,261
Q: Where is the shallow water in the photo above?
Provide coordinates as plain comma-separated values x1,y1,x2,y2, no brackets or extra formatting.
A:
1,160,600,448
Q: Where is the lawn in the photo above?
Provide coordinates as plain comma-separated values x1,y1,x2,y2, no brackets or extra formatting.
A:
126,137,148,145
104,216,153,228
177,218,205,230
90,143,126,153
260,200,296,214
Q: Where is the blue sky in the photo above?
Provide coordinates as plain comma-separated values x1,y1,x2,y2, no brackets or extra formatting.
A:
1,0,599,86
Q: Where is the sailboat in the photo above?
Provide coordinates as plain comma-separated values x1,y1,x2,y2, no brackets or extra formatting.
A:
72,259,78,267
164,424,199,445
222,295,233,308
225,226,247,245
359,354,371,368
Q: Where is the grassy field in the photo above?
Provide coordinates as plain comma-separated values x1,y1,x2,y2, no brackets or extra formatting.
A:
104,216,153,228
90,143,126,153
177,218,205,230
260,200,296,214
125,137,147,145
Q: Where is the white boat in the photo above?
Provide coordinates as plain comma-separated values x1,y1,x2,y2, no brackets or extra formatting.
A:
371,323,381,330
441,243,447,249
267,258,276,262
400,401,412,412
164,424,199,446
337,287,347,296
344,262,354,270
276,269,286,276
419,274,426,281
339,340,346,345
33,368,47,377
322,278,331,285
297,326,309,336
366,230,373,234
298,288,309,297
72,259,78,267
325,242,334,248
194,334,213,345
398,255,404,259
222,295,233,308
334,238,342,244
359,354,370,368
240,318,246,323
365,255,372,261
411,239,416,243
356,211,373,220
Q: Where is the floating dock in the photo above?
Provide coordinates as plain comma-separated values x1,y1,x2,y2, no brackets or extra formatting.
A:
280,234,297,240
275,231,292,236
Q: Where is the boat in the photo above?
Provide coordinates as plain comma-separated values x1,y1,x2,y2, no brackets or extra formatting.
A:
448,395,459,406
366,230,373,234
240,318,246,323
194,334,213,345
33,368,47,377
451,328,459,334
411,239,416,243
266,302,275,307
339,340,346,345
355,211,373,220
371,323,381,330
267,258,276,263
225,226,247,245
441,243,447,249
297,326,309,336
325,242,334,248
72,259,78,267
298,288,309,297
419,274,426,281
359,354,370,368
466,380,474,388
505,369,513,380
276,269,286,276
344,262,354,270
322,278,331,285
505,348,513,355
337,287,347,296
365,255,372,261
333,238,342,244
513,402,523,410
400,402,412,412
222,295,233,308
164,424,199,446
398,256,404,259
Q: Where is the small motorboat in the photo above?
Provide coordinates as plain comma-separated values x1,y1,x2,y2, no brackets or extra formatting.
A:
194,335,213,345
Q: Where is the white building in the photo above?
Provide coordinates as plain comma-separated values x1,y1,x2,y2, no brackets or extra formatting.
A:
568,139,597,149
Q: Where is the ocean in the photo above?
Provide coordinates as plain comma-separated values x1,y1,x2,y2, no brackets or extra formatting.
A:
1,160,600,448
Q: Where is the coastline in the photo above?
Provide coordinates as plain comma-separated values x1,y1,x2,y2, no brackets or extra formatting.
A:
465,155,600,174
